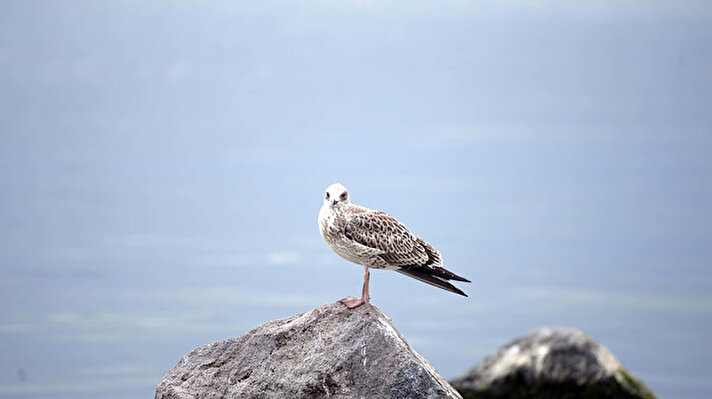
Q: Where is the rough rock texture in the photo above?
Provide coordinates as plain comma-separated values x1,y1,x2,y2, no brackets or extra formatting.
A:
450,327,656,399
156,302,461,399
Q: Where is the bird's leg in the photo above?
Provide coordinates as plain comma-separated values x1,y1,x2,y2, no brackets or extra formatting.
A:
341,266,370,309
361,266,370,303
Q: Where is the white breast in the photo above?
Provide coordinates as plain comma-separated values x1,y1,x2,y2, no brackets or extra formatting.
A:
318,204,388,269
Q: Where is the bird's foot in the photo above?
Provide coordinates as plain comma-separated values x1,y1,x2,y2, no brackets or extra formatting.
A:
340,296,366,309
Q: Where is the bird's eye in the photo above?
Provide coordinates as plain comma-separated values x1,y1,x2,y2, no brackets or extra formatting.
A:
325,192,330,200
340,192,347,200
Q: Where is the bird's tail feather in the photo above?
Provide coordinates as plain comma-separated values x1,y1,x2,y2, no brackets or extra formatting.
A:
433,267,471,283
396,267,469,297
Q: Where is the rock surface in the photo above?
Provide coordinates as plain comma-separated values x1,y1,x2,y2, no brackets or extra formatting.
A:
450,327,656,399
156,301,461,399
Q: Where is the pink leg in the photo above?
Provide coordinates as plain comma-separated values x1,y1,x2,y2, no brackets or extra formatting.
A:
361,266,370,303
341,266,370,309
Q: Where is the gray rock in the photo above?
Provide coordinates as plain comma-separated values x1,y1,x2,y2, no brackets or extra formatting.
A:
156,301,462,399
450,327,656,399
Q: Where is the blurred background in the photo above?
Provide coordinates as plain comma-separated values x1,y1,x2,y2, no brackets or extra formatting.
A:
1,1,711,398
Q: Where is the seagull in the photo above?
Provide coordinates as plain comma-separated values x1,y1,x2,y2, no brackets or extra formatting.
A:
318,183,470,308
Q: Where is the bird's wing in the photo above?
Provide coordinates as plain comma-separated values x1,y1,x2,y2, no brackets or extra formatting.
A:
345,207,471,296
344,209,430,266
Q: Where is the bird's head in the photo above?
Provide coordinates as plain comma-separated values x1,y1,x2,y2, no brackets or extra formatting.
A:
324,183,350,209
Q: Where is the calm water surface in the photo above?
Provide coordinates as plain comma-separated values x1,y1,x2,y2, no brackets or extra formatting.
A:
1,2,711,398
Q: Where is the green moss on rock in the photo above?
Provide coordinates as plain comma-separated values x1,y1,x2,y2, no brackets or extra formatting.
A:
453,369,657,399
614,369,657,399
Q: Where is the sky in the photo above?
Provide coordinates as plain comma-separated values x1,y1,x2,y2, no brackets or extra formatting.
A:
1,1,711,398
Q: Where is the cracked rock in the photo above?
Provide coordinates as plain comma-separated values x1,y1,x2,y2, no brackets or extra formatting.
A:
156,302,461,399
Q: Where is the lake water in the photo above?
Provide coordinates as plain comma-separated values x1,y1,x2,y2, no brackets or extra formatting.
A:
1,2,711,398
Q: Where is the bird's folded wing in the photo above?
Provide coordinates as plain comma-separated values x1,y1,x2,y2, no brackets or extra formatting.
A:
344,210,429,266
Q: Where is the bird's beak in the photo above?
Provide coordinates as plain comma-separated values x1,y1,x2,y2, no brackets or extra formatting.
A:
332,200,338,206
